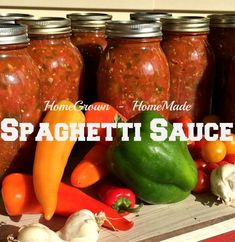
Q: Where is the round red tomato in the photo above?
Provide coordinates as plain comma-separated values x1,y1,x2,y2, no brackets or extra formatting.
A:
193,170,210,193
205,162,219,174
194,159,207,170
189,137,207,160
225,154,235,164
217,160,230,166
201,140,227,163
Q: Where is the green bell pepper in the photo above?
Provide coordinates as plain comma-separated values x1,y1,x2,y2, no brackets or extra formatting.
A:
106,111,197,204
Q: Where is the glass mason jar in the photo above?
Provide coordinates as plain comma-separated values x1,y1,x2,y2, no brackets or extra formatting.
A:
97,21,170,120
223,56,235,127
0,13,33,23
161,17,214,122
208,14,235,117
130,11,172,22
67,13,112,105
0,24,41,179
17,17,84,111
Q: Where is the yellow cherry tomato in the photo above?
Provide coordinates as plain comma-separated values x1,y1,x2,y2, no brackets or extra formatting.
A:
202,140,227,163
223,134,235,155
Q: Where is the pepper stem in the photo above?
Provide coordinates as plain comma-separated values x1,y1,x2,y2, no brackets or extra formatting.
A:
112,197,143,214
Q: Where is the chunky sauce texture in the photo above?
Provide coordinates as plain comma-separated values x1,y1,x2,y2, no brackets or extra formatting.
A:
97,38,170,119
209,27,235,116
0,45,41,178
223,56,235,127
162,32,214,121
27,35,83,110
71,30,107,104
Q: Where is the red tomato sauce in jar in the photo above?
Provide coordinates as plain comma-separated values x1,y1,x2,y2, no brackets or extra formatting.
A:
97,21,170,120
0,24,41,179
67,13,112,104
223,56,235,128
17,17,84,111
161,17,214,122
208,14,235,117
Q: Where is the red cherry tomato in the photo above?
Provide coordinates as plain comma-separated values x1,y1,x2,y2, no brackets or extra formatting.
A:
218,160,230,166
190,137,207,159
195,160,221,175
175,116,192,138
205,163,219,174
188,140,195,151
194,160,207,170
225,154,235,164
193,170,210,193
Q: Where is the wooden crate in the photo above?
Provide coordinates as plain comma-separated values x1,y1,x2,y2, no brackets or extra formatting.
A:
1,193,235,242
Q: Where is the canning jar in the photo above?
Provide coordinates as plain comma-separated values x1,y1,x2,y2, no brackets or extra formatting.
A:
0,13,33,23
17,17,84,111
0,24,41,179
208,14,235,116
97,21,170,119
130,11,172,22
67,13,112,104
223,56,235,127
161,17,214,122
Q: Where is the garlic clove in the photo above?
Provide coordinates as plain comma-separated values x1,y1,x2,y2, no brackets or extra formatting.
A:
17,223,64,242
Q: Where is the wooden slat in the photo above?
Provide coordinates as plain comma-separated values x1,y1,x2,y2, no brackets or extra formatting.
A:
1,193,235,242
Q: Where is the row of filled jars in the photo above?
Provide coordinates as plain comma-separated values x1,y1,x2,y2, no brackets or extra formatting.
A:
0,12,234,120
0,12,234,177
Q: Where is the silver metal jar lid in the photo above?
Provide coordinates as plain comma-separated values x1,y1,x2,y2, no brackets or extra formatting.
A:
67,13,112,29
0,13,33,24
106,20,162,38
209,14,235,28
161,16,209,32
130,11,172,22
0,23,29,45
17,17,71,35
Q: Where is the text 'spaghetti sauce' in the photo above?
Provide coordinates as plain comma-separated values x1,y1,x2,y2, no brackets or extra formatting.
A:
67,13,112,104
0,24,41,178
17,17,84,110
161,17,214,122
97,21,170,119
208,14,235,116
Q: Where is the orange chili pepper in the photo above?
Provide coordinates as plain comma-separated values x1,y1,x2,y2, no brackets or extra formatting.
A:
71,143,109,188
33,100,85,220
2,173,134,231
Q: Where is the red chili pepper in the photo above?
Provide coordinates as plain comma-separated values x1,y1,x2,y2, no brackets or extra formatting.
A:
1,173,133,231
97,182,143,216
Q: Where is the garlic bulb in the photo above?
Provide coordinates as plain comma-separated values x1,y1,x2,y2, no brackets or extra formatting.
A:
17,209,102,242
210,164,235,204
17,223,64,242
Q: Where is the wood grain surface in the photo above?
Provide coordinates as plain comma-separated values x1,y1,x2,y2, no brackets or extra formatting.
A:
1,193,235,242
